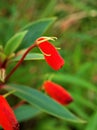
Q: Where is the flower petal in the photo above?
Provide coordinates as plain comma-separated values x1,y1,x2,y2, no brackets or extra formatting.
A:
0,95,19,130
36,37,64,70
43,81,73,105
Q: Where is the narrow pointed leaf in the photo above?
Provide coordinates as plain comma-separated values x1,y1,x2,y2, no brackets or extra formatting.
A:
14,105,41,122
85,111,97,130
5,84,86,123
19,17,56,49
12,53,44,62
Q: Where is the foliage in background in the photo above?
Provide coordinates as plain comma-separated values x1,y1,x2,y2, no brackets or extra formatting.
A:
0,0,97,130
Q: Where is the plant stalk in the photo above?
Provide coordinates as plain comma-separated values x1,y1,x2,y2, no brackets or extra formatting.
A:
5,43,37,82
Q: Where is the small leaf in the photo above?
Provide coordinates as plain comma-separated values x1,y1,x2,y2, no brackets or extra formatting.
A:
12,53,44,62
14,105,41,122
4,31,27,55
5,84,86,123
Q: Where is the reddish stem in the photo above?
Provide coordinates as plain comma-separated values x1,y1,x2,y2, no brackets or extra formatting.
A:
12,100,26,110
0,83,5,88
0,59,8,69
5,43,37,82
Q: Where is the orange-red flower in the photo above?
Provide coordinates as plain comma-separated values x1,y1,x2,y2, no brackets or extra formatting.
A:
36,37,64,70
43,81,73,105
0,95,19,130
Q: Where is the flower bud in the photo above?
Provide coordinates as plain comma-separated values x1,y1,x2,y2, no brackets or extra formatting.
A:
36,37,64,70
0,95,19,130
43,81,73,105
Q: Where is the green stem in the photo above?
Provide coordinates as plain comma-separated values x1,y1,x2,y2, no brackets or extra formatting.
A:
3,90,16,98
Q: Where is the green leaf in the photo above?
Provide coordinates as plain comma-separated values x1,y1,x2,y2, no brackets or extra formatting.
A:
52,73,97,93
71,93,96,111
0,52,6,60
12,53,44,62
85,111,97,130
76,62,94,77
5,84,85,123
19,17,56,49
40,0,56,18
4,31,27,55
14,105,41,122
69,103,88,119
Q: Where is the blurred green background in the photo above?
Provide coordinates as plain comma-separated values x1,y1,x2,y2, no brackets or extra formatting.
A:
0,0,97,130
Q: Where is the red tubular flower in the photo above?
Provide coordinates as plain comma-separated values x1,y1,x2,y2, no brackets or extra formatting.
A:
36,37,64,70
43,81,73,105
0,95,19,130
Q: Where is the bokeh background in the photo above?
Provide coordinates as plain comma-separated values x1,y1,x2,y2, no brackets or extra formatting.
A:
0,0,97,130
